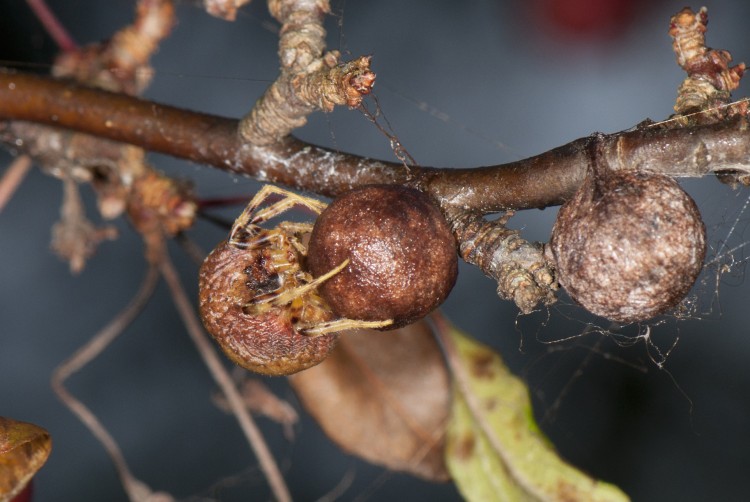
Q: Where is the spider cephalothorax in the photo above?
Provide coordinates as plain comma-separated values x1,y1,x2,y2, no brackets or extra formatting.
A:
199,185,391,376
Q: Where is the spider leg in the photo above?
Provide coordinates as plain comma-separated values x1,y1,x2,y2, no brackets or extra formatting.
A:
302,317,393,336
277,221,314,255
244,258,348,314
230,185,326,247
250,189,327,224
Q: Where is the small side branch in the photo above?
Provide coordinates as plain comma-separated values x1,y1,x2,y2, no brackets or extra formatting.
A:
51,176,118,273
238,0,375,144
445,208,556,314
669,7,746,123
51,0,175,95
0,155,32,213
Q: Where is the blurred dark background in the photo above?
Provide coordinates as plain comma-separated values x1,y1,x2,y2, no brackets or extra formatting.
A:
2,0,750,500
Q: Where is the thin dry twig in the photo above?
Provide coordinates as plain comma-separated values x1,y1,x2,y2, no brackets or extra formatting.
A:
212,373,300,440
445,208,557,315
158,251,292,502
238,0,375,144
25,0,78,52
0,155,32,213
51,0,174,95
51,176,118,273
669,6,745,122
51,264,173,502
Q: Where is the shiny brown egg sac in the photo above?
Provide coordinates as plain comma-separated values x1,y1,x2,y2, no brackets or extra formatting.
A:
307,185,459,328
198,239,338,376
549,169,706,323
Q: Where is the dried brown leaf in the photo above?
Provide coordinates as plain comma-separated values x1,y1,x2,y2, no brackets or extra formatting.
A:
289,321,451,481
0,417,52,502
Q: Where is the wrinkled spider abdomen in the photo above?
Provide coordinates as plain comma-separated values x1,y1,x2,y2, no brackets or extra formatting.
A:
199,240,338,376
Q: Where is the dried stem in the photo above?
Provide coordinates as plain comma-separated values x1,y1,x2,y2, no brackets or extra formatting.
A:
51,176,118,273
670,7,746,123
0,155,32,213
51,0,175,95
158,252,293,502
238,0,375,145
25,0,78,52
445,208,556,315
212,374,299,441
2,70,750,215
51,264,171,502
204,0,253,21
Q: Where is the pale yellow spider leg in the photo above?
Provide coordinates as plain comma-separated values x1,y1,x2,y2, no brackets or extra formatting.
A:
249,186,327,224
277,221,314,234
247,259,350,311
277,222,315,255
303,317,394,336
229,185,325,247
229,187,272,245
237,221,312,255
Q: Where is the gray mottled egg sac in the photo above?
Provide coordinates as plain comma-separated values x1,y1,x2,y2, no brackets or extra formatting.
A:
550,169,706,323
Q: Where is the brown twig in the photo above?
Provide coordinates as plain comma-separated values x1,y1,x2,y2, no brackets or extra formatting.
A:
51,264,172,502
669,7,746,123
5,71,750,312
158,251,293,502
211,373,300,440
0,155,32,213
2,70,750,215
2,6,750,313
51,0,175,95
238,0,375,145
445,208,556,315
25,0,78,52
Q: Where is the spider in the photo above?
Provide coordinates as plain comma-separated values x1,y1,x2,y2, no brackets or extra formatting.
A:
198,185,392,376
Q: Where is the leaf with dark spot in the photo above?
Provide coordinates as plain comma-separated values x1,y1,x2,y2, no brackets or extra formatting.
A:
435,315,629,502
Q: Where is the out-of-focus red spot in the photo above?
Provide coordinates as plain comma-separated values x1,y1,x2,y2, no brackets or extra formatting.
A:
528,0,646,39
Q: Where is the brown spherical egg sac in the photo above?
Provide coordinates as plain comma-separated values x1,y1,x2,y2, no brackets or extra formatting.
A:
550,169,706,323
307,185,458,328
198,240,338,376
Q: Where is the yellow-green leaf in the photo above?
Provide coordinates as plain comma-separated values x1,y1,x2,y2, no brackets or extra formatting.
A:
0,417,52,502
437,316,629,502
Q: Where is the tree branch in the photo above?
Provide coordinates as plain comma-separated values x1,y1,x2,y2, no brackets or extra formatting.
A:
2,70,750,215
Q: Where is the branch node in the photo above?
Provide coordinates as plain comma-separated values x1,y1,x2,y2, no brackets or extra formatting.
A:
445,208,557,314
669,6,746,124
52,0,175,95
239,0,375,144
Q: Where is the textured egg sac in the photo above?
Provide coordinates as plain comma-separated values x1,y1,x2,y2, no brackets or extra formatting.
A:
550,170,706,323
